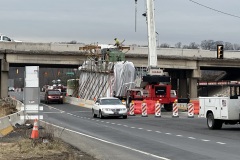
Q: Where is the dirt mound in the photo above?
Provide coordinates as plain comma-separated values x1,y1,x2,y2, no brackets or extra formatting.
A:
0,99,18,118
0,124,97,160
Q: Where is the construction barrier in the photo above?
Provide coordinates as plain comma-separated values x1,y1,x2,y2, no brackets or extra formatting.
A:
141,101,148,117
0,116,14,137
187,103,194,118
172,103,179,118
129,101,135,116
132,100,156,114
155,101,161,117
8,110,25,126
191,99,199,115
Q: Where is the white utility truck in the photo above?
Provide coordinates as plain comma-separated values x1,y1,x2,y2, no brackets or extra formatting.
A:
199,85,240,129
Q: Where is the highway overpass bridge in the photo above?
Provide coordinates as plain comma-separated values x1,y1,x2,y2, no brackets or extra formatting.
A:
1,42,240,99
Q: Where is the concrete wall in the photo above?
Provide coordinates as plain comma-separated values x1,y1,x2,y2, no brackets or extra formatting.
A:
0,97,26,137
64,96,94,109
1,42,240,60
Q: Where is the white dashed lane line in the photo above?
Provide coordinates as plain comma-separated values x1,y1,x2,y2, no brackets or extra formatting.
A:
165,133,172,135
60,114,227,146
201,139,210,142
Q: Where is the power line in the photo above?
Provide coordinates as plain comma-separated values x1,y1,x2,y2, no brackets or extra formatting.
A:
189,0,240,19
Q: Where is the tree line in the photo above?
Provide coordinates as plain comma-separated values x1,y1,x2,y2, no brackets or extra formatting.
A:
160,40,240,50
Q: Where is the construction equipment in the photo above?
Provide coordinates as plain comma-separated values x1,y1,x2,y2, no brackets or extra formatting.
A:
75,0,177,112
123,0,177,111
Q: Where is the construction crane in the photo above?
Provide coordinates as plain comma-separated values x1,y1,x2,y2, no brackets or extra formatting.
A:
135,0,157,68
124,0,177,111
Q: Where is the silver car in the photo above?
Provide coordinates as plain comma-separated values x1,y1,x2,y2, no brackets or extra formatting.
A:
92,97,128,119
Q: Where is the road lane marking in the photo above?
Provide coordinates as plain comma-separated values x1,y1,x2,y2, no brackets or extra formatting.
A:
176,135,183,137
188,137,196,140
138,128,143,130
216,142,226,145
45,105,65,113
201,139,210,142
117,124,122,126
155,131,161,133
165,133,172,135
41,121,171,160
131,127,135,129
147,130,152,132
43,112,64,114
111,123,115,125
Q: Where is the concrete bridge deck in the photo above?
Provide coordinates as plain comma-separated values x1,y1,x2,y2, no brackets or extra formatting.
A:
0,42,240,99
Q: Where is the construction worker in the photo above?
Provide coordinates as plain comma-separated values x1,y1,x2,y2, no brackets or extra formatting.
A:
114,38,120,47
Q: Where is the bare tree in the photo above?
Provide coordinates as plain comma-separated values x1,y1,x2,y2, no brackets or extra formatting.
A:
224,42,234,50
160,43,170,48
182,42,199,49
233,44,240,50
175,42,182,48
188,42,199,49
201,40,214,50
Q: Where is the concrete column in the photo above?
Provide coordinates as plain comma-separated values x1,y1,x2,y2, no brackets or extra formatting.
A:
178,78,187,98
189,78,198,98
1,60,9,98
189,68,201,99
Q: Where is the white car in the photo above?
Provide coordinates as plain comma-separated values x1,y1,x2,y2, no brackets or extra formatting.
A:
0,34,22,42
92,97,128,119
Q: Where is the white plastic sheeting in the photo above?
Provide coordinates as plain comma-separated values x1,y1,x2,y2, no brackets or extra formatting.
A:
112,61,135,97
78,61,135,100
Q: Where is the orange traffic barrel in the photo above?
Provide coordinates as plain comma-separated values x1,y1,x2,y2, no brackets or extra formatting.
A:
191,99,199,115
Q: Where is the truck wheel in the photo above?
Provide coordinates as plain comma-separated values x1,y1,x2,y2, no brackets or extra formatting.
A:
207,113,222,130
164,104,172,111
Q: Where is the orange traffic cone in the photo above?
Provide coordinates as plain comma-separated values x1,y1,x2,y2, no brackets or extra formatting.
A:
31,119,39,139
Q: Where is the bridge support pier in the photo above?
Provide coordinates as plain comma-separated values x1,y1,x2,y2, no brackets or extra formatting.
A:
1,60,9,98
178,70,188,98
189,69,201,99
179,78,187,98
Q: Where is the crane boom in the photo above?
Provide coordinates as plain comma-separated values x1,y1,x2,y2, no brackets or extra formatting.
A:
146,0,157,67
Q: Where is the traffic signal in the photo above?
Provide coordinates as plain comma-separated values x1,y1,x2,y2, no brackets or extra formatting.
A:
217,45,224,59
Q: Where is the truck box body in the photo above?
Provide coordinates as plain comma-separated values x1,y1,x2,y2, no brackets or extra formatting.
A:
199,97,240,120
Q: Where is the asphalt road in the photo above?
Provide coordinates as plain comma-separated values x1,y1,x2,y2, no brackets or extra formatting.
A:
9,92,240,160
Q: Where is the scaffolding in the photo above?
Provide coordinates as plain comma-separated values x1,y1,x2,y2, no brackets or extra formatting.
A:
78,45,130,100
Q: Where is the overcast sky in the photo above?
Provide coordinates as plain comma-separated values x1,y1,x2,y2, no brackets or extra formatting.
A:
1,0,240,46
